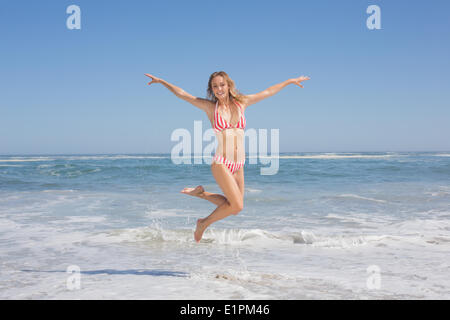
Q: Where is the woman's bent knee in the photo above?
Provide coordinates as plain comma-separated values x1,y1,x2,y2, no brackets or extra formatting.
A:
229,201,244,215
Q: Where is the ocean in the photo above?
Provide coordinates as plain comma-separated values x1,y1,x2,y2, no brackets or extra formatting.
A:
0,152,449,299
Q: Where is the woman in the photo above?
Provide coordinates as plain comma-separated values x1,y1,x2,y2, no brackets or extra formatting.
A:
145,71,310,242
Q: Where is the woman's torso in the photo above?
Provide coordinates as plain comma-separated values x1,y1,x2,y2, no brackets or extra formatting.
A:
207,99,246,163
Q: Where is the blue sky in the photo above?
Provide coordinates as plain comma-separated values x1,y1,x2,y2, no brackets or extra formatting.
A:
1,0,449,155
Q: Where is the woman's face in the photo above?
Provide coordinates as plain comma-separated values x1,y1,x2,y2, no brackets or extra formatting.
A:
211,76,229,101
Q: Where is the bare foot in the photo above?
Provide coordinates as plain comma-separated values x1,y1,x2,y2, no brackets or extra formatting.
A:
181,185,204,197
194,218,207,243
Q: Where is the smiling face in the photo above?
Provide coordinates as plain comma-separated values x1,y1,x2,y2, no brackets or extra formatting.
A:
211,76,230,101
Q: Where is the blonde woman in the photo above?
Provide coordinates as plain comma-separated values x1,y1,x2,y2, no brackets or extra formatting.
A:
145,71,310,242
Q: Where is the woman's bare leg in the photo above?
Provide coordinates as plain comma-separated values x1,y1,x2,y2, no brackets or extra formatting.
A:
194,164,244,242
180,185,227,207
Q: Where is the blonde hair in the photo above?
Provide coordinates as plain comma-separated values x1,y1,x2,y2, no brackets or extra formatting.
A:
206,71,246,125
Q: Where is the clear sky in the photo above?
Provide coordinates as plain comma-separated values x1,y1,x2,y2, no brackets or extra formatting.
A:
1,0,449,155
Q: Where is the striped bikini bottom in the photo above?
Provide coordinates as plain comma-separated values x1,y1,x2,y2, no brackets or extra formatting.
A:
212,154,245,175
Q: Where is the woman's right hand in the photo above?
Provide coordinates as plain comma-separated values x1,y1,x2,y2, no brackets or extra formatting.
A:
144,73,162,85
291,75,310,88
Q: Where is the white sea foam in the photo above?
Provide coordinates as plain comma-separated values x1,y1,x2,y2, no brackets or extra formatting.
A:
0,164,25,167
144,208,185,218
1,215,449,299
245,188,263,193
57,155,168,161
41,189,75,193
336,194,388,203
63,216,108,224
387,218,450,235
83,225,397,250
276,154,395,159
0,158,55,162
433,153,450,157
324,213,380,225
0,155,168,162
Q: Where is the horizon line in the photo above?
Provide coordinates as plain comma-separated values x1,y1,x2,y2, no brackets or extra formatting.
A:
1,150,449,157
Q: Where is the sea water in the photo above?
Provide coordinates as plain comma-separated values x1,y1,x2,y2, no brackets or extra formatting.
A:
0,152,449,299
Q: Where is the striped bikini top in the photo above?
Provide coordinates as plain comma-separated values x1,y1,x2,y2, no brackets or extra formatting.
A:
213,100,246,133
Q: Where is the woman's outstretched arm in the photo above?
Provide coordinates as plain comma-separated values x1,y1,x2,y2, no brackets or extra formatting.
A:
243,75,310,108
145,73,210,112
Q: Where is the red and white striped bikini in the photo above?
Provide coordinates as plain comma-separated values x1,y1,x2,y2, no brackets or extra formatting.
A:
213,100,246,174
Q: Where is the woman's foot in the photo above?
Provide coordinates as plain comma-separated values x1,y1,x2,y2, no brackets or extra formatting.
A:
194,218,207,243
181,185,204,197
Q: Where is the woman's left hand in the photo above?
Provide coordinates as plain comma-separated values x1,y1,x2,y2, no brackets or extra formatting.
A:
291,76,311,88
